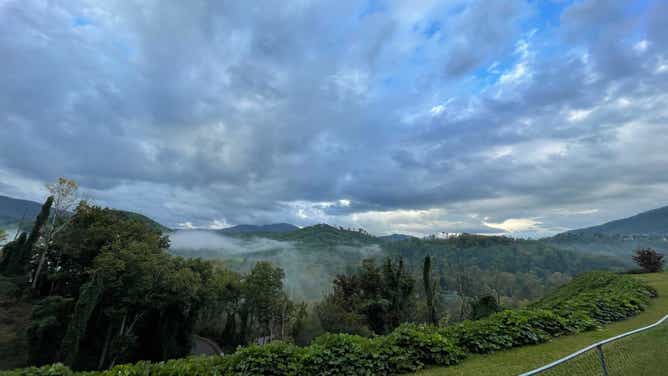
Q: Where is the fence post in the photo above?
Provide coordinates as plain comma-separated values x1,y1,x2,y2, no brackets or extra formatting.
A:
596,344,609,376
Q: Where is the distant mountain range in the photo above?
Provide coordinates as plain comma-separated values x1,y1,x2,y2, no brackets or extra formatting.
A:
219,223,299,234
0,194,171,233
545,205,668,256
0,195,42,228
4,192,668,258
379,233,417,242
558,206,668,236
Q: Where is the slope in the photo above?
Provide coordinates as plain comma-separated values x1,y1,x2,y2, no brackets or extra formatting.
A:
114,210,172,233
563,206,668,235
0,195,41,228
411,271,668,376
218,223,299,235
0,194,170,234
544,206,668,257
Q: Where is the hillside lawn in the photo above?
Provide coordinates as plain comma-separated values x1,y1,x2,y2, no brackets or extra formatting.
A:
410,271,668,376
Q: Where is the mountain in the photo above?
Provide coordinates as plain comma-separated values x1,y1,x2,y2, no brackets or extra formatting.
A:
219,223,299,235
379,233,417,242
545,206,668,257
0,195,42,228
171,225,626,302
114,210,172,233
267,224,377,244
561,206,668,236
0,194,170,234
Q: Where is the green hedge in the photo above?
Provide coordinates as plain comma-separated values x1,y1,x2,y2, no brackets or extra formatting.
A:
442,309,593,354
1,272,656,376
533,271,657,323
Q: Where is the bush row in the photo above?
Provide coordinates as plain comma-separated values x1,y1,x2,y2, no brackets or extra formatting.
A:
1,272,656,376
533,271,657,324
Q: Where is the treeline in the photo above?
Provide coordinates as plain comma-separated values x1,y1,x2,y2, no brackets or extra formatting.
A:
0,181,306,370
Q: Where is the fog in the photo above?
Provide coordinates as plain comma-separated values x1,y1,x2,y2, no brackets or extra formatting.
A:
168,229,386,301
0,227,18,246
169,230,293,255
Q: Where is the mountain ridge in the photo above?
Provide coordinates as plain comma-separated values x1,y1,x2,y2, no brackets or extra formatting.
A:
218,223,299,234
0,194,171,233
0,194,42,228
557,205,668,236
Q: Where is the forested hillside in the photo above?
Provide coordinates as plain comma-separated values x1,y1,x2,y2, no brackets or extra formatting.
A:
561,206,668,235
171,226,626,307
544,206,668,257
219,223,299,235
0,195,170,236
0,194,306,371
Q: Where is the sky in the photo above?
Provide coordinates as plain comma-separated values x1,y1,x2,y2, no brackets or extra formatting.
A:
1,0,667,238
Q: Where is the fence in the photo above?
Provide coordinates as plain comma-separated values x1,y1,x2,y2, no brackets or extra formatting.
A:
519,314,668,376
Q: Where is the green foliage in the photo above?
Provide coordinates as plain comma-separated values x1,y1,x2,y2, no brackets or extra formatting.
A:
113,210,172,234
230,341,302,376
533,271,657,324
301,333,384,375
27,296,75,366
443,309,583,354
380,324,465,373
60,275,104,366
386,234,627,278
316,258,415,335
268,224,377,245
9,271,653,376
470,295,501,320
422,256,438,325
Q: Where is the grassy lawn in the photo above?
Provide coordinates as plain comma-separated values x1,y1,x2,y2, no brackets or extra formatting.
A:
411,272,668,376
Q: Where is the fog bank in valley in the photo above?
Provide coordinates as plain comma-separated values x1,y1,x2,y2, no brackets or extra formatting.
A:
168,229,384,301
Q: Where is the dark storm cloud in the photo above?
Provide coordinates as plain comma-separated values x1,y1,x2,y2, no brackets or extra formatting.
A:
1,0,667,237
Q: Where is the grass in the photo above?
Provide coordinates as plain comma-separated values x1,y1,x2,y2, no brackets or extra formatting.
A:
411,272,668,376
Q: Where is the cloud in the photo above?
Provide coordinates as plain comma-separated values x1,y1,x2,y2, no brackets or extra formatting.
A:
0,0,667,238
483,218,542,233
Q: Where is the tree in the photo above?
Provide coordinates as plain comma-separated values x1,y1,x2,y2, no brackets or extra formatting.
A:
470,295,501,320
0,196,53,278
0,228,7,243
422,255,438,325
382,257,414,331
32,177,79,290
241,261,285,342
633,248,664,273
317,257,414,335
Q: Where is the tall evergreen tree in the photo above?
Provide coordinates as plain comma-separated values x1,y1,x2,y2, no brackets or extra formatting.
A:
423,255,438,325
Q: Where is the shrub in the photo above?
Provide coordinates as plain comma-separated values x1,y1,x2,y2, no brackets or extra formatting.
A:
27,296,74,366
229,341,302,376
0,363,73,376
470,295,501,320
379,324,464,373
632,248,664,273
301,333,383,375
533,271,656,324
